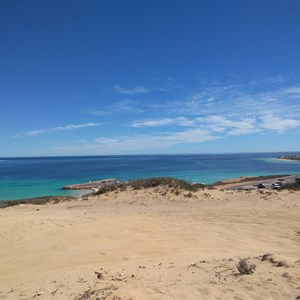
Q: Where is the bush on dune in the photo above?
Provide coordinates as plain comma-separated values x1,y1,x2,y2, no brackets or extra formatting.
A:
128,177,204,191
236,258,256,275
93,184,120,195
93,177,205,196
281,181,300,191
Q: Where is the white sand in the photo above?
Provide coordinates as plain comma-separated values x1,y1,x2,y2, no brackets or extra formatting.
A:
0,188,299,299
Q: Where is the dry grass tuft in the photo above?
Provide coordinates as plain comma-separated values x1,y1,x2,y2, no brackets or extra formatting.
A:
236,258,256,275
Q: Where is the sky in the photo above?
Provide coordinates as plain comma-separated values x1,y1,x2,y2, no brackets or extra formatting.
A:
1,0,300,157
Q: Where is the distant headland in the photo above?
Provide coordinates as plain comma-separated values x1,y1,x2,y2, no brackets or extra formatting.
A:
277,154,300,161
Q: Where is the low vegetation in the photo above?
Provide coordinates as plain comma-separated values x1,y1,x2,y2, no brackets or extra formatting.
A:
94,177,205,195
0,196,74,209
0,177,205,208
236,258,256,275
128,177,205,191
280,181,300,191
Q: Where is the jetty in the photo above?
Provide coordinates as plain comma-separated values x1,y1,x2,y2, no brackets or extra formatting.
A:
277,154,300,161
63,178,120,190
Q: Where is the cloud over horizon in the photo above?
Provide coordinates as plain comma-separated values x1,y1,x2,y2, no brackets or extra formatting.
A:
25,123,101,136
9,78,300,156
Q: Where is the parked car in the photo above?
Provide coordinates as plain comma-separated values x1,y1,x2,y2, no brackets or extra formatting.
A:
272,183,281,189
257,183,265,189
274,181,283,187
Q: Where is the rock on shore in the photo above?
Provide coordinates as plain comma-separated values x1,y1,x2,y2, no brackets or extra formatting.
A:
277,154,300,161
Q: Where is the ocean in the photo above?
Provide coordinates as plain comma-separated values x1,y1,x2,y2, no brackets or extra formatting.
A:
0,153,299,200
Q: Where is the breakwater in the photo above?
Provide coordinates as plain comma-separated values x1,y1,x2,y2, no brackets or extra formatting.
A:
277,154,300,161
63,178,119,190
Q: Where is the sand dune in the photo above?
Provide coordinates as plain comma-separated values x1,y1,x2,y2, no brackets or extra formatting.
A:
0,188,300,299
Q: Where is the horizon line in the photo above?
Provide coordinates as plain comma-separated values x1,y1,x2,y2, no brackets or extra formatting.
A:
1,150,299,159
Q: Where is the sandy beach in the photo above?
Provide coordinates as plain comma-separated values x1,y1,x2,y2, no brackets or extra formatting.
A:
1,187,300,299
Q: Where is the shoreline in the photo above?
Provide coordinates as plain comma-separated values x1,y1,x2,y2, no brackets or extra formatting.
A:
1,173,299,208
2,153,300,201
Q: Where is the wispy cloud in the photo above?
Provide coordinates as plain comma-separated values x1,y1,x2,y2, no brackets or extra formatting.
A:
112,78,182,96
130,118,174,128
144,82,300,121
130,117,200,128
95,129,217,148
260,115,299,132
281,86,300,98
87,100,144,116
130,117,189,128
204,115,259,135
86,110,110,116
249,75,289,86
26,123,100,136
53,128,219,155
129,113,299,135
42,78,300,155
113,84,150,95
113,100,144,113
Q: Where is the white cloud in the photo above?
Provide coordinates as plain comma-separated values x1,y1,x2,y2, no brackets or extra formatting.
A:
129,112,300,138
49,112,300,155
87,110,110,116
52,128,219,155
175,117,199,127
39,78,300,155
129,115,259,136
204,115,258,135
93,81,300,121
27,123,100,136
130,117,197,128
113,84,149,95
130,118,175,128
112,78,182,96
95,129,219,151
280,86,300,98
259,115,299,132
148,81,300,122
113,100,144,113
87,100,144,116
160,128,218,144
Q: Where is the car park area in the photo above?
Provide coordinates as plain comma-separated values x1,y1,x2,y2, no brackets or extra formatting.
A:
214,174,300,191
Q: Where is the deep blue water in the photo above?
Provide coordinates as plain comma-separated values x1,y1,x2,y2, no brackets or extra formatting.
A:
0,153,299,200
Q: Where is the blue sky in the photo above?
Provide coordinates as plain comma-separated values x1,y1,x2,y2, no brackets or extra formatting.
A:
1,0,300,157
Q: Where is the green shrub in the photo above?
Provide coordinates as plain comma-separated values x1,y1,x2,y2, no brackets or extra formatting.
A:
94,184,119,195
281,181,300,191
128,177,204,191
93,177,205,195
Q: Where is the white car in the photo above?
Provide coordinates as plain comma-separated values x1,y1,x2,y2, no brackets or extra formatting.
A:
272,183,281,189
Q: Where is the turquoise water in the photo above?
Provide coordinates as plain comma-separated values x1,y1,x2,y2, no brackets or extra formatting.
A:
0,153,299,200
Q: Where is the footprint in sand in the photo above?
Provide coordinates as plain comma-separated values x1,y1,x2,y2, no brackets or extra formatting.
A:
122,257,130,261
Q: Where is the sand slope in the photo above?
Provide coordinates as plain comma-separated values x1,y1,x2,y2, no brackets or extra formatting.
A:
0,188,300,299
